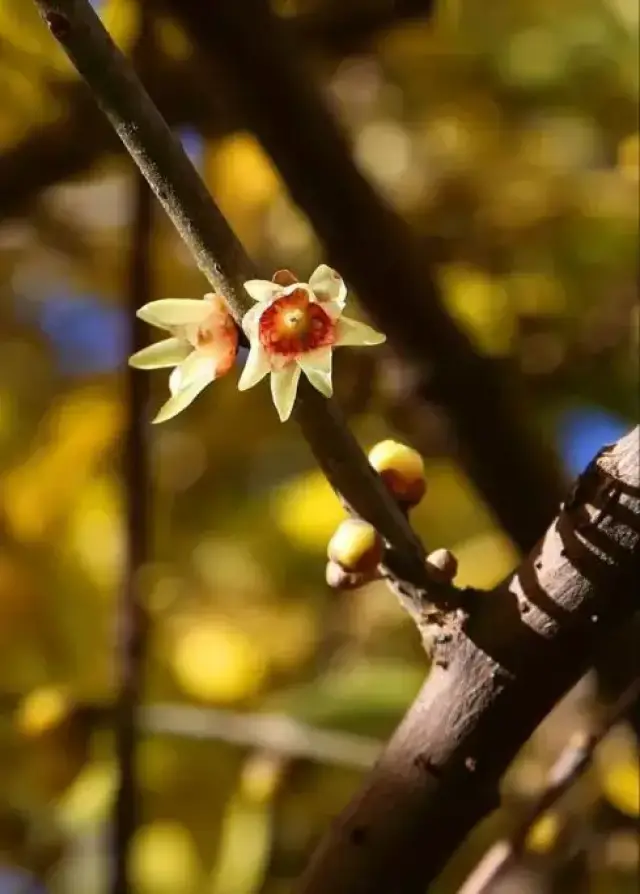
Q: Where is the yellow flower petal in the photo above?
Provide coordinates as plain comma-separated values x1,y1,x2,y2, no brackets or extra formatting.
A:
335,316,386,347
169,353,215,395
298,347,333,398
152,377,212,424
128,337,191,369
270,364,301,422
137,299,212,330
320,299,345,321
241,304,264,338
309,264,347,307
238,343,271,391
243,280,281,303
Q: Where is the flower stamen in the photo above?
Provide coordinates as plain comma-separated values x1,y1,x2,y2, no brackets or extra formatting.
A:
239,264,385,421
259,288,335,359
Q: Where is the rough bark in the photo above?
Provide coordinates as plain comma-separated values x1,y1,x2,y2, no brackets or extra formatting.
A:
296,428,640,894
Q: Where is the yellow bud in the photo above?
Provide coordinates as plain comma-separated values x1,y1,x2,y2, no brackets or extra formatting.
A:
327,519,383,574
368,440,426,507
426,548,458,582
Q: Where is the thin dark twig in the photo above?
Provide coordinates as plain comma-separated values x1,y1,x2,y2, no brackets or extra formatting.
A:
0,694,383,770
111,172,153,894
31,0,454,606
458,677,640,894
140,704,381,769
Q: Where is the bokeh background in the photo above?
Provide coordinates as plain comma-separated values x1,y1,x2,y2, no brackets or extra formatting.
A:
0,0,638,892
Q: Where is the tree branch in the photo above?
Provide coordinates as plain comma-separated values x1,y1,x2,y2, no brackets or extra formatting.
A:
140,704,381,770
1,695,383,771
111,169,154,893
31,0,444,603
295,428,640,894
164,0,566,554
458,677,640,894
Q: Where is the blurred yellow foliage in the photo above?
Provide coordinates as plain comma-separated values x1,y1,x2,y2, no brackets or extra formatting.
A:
617,133,640,182
2,389,123,542
240,753,285,805
16,685,71,738
137,740,181,794
172,619,268,704
441,265,515,356
0,0,137,151
67,474,124,589
450,530,519,589
504,272,567,317
0,389,13,434
209,796,271,894
131,822,201,894
156,19,191,62
246,603,317,673
100,0,139,52
205,133,283,242
411,458,497,546
0,554,35,642
526,811,561,853
56,761,118,834
0,0,73,77
272,468,347,552
601,761,640,817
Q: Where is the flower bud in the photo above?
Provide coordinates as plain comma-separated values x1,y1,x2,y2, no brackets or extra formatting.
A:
426,548,458,583
368,439,426,507
325,560,368,591
327,518,384,574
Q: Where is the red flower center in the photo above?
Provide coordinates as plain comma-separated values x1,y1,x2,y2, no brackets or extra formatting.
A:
259,289,335,358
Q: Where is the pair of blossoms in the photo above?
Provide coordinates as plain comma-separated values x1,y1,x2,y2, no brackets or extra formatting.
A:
129,265,385,423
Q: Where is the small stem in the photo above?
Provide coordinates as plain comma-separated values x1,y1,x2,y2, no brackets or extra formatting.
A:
111,172,153,894
32,0,434,593
140,705,381,769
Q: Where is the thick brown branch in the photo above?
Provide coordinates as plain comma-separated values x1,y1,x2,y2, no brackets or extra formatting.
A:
458,677,640,894
296,428,640,894
162,0,565,554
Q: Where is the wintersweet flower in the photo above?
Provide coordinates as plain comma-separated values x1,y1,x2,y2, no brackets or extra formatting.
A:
128,293,238,423
238,265,386,421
